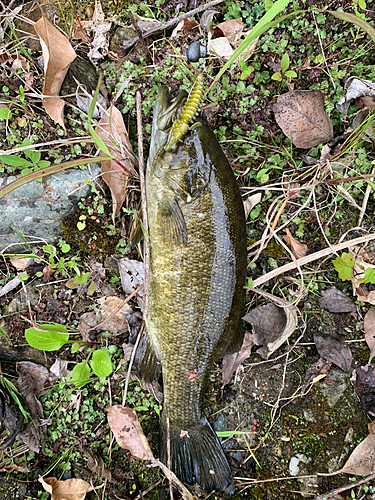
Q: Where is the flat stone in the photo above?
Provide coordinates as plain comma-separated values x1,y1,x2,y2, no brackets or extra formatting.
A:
0,164,101,252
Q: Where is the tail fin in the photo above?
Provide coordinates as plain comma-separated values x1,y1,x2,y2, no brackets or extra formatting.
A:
160,416,234,495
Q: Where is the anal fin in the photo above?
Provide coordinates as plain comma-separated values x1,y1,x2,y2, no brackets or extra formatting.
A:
134,329,161,383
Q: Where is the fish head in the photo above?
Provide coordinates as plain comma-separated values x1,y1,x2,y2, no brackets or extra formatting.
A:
148,86,188,169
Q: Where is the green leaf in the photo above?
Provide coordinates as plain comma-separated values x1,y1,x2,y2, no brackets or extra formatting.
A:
271,72,282,81
72,361,91,387
25,323,69,351
71,342,81,354
0,155,32,167
332,253,355,281
90,126,112,157
19,273,29,281
280,53,290,73
38,160,51,168
364,268,375,284
328,10,375,43
239,60,247,70
265,0,273,11
90,350,112,378
75,272,90,285
0,108,12,120
77,221,86,231
87,281,97,296
61,243,70,253
284,70,297,78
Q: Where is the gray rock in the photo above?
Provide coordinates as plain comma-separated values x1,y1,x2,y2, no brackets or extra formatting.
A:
0,164,101,252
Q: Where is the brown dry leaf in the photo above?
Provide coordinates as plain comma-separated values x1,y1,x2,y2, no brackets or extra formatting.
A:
301,357,332,394
210,18,244,45
171,17,200,37
107,405,154,461
16,362,50,452
283,228,308,259
273,90,333,149
352,108,375,145
365,308,375,364
82,446,115,482
34,17,76,128
350,247,375,305
9,256,33,270
314,332,352,372
222,330,253,386
95,106,136,219
356,96,375,110
351,364,375,416
243,193,261,219
318,286,356,314
39,476,93,500
42,265,55,283
342,433,375,475
243,292,298,359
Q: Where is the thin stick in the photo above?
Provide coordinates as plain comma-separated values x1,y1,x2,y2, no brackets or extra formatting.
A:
251,232,375,289
313,472,375,500
166,417,174,500
122,323,144,406
136,91,149,320
358,165,375,226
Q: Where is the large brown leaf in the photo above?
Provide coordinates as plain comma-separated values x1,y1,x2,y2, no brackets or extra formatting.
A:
34,17,76,128
106,405,154,460
39,477,93,500
95,106,137,219
222,330,253,386
342,433,375,475
273,90,333,148
314,332,352,372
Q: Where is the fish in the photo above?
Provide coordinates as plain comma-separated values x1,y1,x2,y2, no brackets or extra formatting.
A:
135,77,247,494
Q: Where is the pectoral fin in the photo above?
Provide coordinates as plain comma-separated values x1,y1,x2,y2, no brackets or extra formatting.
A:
160,195,188,246
134,329,161,382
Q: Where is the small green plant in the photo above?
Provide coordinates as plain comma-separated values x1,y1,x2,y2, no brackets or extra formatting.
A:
24,322,113,386
239,61,255,80
0,138,51,177
333,252,375,284
271,53,297,82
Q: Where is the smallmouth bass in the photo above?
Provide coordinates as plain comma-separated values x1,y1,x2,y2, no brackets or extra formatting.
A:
135,78,247,494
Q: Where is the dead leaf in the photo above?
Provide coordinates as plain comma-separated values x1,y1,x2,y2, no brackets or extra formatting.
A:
337,78,375,115
207,34,234,59
352,108,375,145
49,359,71,381
243,193,261,219
39,476,93,500
283,228,308,259
314,332,352,372
350,246,375,305
34,17,76,128
222,330,253,386
351,364,375,415
82,446,115,482
135,15,163,34
95,106,136,219
42,265,55,283
171,17,200,37
318,286,356,313
200,10,219,31
210,18,244,45
77,296,131,336
106,405,154,460
87,1,112,62
236,35,258,63
341,433,375,475
117,258,145,309
301,357,332,393
0,276,22,297
9,256,33,270
356,95,375,110
273,90,333,148
243,293,298,359
16,362,50,452
365,308,375,364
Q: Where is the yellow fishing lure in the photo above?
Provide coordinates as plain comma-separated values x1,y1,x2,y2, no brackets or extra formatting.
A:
164,74,204,151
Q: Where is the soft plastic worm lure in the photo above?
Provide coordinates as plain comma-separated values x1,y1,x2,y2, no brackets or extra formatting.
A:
164,73,204,152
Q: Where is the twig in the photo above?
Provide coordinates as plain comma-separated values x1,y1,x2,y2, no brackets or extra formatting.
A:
122,323,144,406
251,232,375,289
166,417,174,500
149,459,195,500
313,472,375,500
136,91,149,319
358,165,375,226
120,0,225,50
